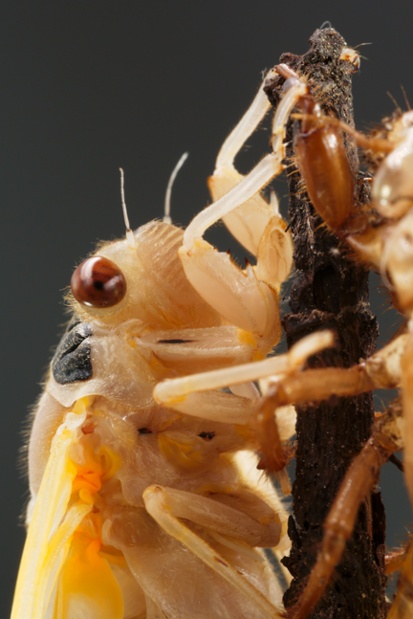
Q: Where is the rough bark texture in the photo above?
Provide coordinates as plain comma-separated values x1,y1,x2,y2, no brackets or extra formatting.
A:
265,28,387,618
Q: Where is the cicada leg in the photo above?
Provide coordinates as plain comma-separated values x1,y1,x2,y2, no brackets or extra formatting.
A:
286,400,403,619
256,331,406,472
154,331,334,496
178,75,307,350
142,484,285,618
154,331,334,418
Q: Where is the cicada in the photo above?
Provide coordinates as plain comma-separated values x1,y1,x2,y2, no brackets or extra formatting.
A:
10,68,320,619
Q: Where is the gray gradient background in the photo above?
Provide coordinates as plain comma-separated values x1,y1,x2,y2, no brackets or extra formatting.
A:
2,1,413,615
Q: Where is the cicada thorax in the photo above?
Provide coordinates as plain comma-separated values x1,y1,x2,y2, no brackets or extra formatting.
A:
34,223,220,457
28,221,226,489
21,216,285,619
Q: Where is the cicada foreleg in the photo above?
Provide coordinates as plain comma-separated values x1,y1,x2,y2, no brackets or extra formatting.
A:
178,73,307,350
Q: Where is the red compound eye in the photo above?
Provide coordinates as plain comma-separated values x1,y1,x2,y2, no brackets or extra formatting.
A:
71,256,127,308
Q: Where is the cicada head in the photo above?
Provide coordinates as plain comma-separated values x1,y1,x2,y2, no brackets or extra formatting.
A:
69,220,221,331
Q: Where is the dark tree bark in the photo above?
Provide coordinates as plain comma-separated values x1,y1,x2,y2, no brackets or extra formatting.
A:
265,28,387,618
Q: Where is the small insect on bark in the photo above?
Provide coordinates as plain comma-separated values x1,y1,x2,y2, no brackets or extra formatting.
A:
10,64,326,619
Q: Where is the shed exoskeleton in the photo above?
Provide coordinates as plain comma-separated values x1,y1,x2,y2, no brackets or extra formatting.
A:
252,61,413,619
11,70,314,619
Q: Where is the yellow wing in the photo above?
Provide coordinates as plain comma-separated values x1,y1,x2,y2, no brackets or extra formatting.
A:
11,398,124,619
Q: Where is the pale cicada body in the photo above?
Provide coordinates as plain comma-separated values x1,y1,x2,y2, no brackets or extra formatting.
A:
11,68,313,619
21,222,285,619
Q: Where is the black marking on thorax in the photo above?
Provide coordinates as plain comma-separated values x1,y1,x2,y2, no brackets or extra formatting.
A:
52,320,93,384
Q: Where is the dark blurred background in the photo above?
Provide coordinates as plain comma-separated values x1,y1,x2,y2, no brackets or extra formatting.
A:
3,1,413,614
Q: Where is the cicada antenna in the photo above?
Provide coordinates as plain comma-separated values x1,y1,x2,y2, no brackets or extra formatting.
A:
386,90,402,114
400,84,411,111
163,152,189,224
119,167,136,247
